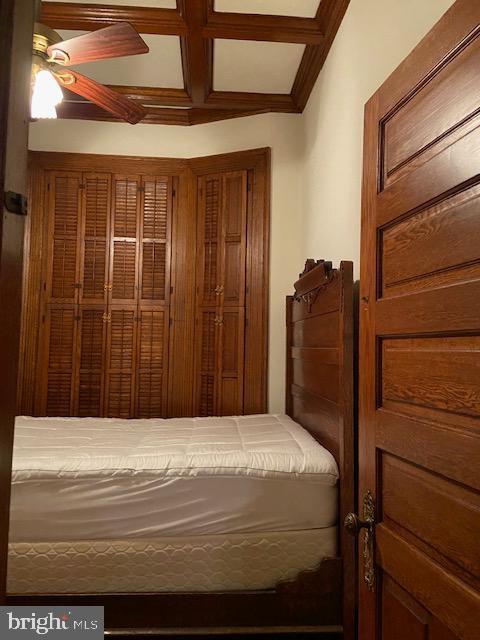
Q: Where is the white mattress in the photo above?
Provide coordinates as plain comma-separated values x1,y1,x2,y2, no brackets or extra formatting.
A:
10,414,338,542
8,528,337,594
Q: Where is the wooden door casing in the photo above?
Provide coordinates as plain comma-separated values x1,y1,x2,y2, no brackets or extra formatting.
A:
0,0,34,603
359,2,480,638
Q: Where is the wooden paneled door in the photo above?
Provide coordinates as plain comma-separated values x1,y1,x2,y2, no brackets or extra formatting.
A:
38,170,173,418
195,171,248,416
358,1,480,638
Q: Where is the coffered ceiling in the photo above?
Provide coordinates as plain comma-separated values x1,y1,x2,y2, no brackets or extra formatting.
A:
40,0,350,125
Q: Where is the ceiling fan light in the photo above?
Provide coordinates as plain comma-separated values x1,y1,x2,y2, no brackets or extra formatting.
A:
31,69,63,119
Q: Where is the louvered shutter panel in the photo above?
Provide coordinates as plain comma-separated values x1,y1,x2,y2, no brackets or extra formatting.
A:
44,307,77,415
76,307,106,417
200,176,221,305
136,310,168,417
105,308,136,418
80,173,111,304
47,172,82,302
133,176,172,417
110,176,139,303
140,177,171,303
195,176,222,415
197,310,218,417
222,172,248,306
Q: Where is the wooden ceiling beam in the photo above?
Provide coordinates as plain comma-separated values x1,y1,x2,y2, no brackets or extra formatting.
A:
40,2,323,44
180,0,212,106
65,85,296,112
40,2,187,35
57,100,268,126
57,101,191,125
291,0,350,111
206,91,299,113
203,12,324,45
106,86,192,107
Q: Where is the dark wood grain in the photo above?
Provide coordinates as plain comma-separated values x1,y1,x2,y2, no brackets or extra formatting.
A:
40,2,188,36
203,11,324,45
60,70,147,124
48,22,149,66
359,1,480,638
286,258,356,640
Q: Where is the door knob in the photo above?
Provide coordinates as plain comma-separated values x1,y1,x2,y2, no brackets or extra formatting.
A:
344,512,372,536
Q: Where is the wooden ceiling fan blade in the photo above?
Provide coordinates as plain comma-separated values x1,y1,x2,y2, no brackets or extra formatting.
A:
58,70,146,124
47,23,149,66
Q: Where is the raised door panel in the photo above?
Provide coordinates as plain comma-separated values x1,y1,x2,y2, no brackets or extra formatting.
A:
110,176,139,305
46,172,82,303
136,309,168,418
75,307,106,417
79,173,111,305
105,308,137,418
381,577,459,640
43,306,77,416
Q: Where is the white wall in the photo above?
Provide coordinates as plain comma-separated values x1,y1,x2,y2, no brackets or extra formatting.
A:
28,0,456,412
301,0,456,278
29,113,305,413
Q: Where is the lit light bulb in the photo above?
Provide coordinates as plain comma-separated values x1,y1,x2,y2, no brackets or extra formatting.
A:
31,69,63,119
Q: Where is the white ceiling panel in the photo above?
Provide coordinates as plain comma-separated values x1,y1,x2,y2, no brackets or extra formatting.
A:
56,31,184,89
45,0,177,7
215,0,319,18
214,40,304,94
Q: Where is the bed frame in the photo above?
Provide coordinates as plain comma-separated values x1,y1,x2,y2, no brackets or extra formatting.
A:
8,259,355,639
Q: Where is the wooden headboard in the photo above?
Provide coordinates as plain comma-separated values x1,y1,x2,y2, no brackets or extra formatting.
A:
286,259,355,618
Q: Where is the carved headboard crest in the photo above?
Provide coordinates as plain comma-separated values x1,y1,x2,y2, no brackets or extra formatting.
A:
293,259,334,312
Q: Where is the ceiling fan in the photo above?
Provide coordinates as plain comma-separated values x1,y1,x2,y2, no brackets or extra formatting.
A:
31,22,149,124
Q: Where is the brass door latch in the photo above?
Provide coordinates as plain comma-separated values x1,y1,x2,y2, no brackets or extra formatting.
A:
344,490,376,591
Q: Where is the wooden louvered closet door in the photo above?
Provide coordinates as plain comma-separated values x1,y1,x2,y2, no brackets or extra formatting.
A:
136,176,172,418
195,171,247,416
39,170,172,418
42,171,82,416
76,173,110,416
24,150,269,420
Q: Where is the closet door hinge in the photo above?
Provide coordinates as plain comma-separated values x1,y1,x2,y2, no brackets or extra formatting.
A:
138,186,145,193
